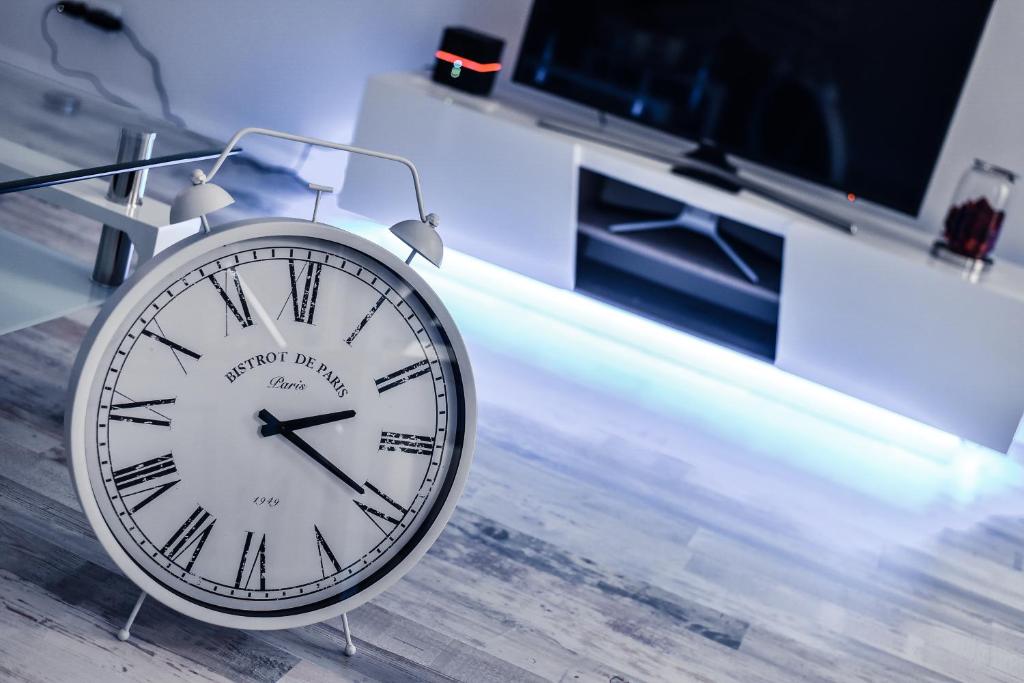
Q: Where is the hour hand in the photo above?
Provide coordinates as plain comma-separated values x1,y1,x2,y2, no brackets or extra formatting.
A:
259,409,356,437
258,409,365,495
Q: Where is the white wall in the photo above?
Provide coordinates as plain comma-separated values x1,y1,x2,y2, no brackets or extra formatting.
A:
0,0,532,180
1,0,1024,265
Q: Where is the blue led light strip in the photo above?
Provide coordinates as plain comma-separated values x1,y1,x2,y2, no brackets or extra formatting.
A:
340,218,1021,506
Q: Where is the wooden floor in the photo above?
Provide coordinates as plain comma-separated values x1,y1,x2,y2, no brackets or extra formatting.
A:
4,191,1024,682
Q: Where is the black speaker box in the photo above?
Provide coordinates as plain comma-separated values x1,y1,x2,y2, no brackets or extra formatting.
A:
432,26,504,96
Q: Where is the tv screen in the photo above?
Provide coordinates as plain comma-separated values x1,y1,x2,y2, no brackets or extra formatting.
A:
513,0,994,216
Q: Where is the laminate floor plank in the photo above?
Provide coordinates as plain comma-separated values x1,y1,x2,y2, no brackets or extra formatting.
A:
0,570,238,683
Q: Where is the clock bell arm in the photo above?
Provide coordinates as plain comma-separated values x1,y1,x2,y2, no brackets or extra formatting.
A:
171,127,445,267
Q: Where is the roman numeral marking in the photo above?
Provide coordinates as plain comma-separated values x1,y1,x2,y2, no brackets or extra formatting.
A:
234,531,267,591
379,432,435,455
108,415,170,426
362,481,405,511
111,398,176,410
109,397,175,427
314,525,342,578
161,505,215,572
112,453,180,513
355,480,409,534
141,328,201,374
354,501,401,534
365,481,408,514
112,453,176,489
345,295,386,345
209,268,254,329
375,360,430,393
288,259,322,324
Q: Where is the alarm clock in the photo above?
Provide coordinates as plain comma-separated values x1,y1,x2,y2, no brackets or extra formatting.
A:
64,128,476,633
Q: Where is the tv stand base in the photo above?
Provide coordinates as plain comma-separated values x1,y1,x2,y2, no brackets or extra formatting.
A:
671,164,742,194
609,205,759,283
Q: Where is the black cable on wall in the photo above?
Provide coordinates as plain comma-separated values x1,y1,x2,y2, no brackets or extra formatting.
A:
40,2,313,187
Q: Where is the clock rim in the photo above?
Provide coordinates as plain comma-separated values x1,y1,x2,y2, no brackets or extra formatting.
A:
65,218,477,630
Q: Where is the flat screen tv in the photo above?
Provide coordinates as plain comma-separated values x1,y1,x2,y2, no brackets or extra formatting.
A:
513,0,994,216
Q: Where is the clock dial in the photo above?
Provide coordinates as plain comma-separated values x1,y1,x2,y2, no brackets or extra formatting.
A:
80,233,467,617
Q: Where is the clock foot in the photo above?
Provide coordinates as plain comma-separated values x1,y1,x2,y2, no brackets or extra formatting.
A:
341,612,357,657
116,591,148,642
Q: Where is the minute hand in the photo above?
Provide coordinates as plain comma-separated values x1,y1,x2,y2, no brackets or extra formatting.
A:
258,409,365,495
259,409,356,437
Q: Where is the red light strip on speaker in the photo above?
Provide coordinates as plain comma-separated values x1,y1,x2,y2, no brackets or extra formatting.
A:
435,50,502,73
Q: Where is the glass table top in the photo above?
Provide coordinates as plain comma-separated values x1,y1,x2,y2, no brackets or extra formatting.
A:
0,59,313,335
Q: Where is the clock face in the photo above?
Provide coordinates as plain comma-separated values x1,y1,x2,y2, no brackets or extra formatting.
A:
69,222,472,626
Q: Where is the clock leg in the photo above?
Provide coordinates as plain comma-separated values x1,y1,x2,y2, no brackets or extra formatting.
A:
340,612,357,656
116,591,147,642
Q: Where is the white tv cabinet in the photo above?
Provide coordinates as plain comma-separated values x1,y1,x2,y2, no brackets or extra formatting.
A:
341,72,1024,453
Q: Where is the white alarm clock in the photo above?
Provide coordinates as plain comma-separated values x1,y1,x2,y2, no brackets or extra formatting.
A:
64,129,476,638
